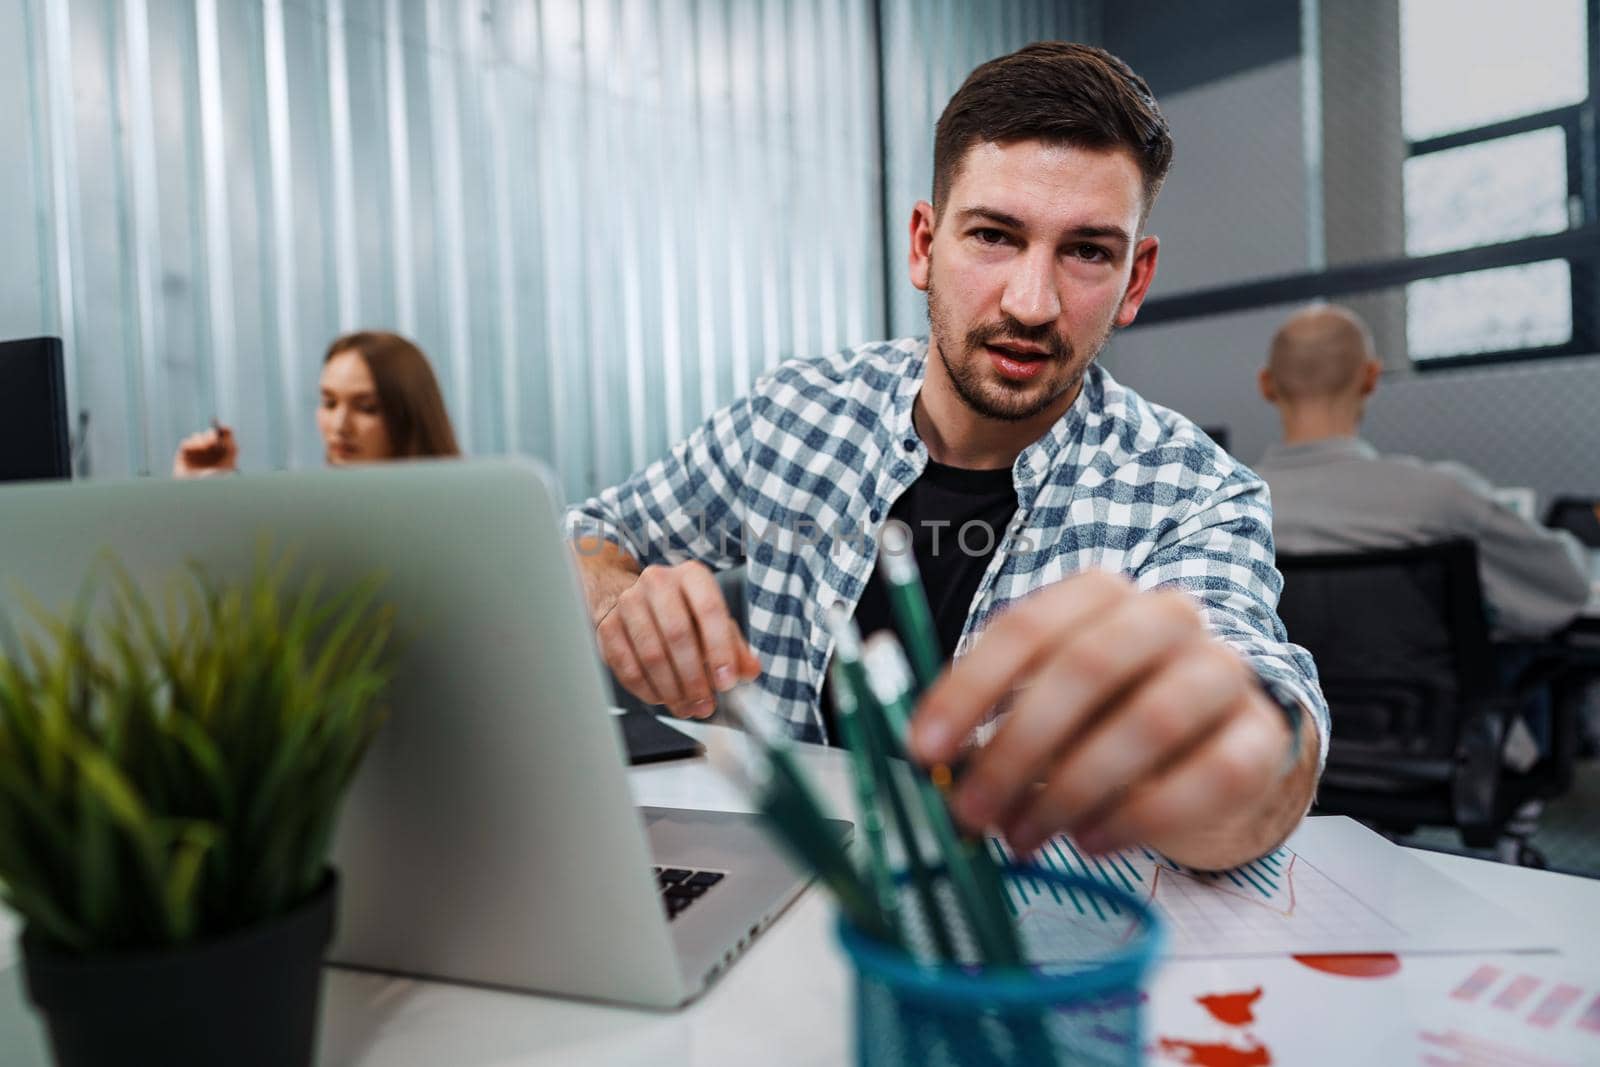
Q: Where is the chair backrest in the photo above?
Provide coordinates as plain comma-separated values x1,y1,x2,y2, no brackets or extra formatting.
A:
1276,540,1493,761
1199,425,1231,453
1543,496,1600,547
0,336,71,482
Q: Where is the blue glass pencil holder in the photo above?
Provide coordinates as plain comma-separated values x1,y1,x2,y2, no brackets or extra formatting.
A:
836,863,1164,1067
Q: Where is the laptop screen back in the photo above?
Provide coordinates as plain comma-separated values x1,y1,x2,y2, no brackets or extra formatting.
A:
0,460,685,1002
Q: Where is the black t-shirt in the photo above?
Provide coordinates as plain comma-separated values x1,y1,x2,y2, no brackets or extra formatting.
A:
819,459,1018,745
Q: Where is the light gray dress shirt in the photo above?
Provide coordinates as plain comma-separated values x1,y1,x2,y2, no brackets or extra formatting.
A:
1254,436,1590,639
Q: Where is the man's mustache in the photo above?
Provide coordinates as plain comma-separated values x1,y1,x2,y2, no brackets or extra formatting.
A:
965,317,1071,361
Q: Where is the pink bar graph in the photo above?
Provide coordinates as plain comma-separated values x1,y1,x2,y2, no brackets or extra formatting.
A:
1450,964,1502,1002
1419,1028,1570,1063
1492,975,1541,1011
1578,994,1600,1035
1528,984,1582,1028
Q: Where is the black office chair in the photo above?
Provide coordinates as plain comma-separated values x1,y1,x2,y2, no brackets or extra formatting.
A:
1200,425,1231,454
1277,540,1588,865
1543,497,1600,547
1541,496,1600,756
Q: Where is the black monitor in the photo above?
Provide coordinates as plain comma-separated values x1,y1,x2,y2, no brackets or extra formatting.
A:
1544,497,1600,548
0,336,72,482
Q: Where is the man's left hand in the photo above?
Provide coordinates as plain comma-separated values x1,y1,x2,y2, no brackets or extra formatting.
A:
909,570,1316,870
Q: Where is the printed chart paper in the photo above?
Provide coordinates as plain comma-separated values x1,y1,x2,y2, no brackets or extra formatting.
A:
1148,952,1600,1065
998,816,1556,958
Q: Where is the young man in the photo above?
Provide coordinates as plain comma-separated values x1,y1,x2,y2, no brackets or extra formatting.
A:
568,43,1326,871
1255,303,1589,640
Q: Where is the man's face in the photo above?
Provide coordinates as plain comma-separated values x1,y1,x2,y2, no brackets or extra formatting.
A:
909,140,1160,424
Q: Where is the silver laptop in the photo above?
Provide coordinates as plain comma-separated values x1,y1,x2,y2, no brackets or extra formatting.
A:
0,458,823,1008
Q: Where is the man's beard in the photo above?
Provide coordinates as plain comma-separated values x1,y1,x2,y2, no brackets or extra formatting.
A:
926,279,1112,423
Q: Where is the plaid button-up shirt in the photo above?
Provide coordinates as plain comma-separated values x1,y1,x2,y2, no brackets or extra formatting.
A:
567,338,1328,759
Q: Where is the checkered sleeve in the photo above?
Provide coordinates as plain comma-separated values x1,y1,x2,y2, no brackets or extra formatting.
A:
563,393,754,571
1135,468,1331,774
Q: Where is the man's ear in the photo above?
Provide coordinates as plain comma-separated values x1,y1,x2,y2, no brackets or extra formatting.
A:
1113,235,1161,328
1258,367,1279,403
1360,359,1382,396
908,201,935,292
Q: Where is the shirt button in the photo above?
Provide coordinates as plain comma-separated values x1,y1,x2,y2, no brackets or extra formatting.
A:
869,508,881,522
902,438,916,452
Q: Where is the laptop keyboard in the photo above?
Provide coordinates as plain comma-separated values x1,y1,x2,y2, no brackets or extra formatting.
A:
654,866,726,921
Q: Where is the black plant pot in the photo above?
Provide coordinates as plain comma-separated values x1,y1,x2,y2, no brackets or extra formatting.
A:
20,871,338,1067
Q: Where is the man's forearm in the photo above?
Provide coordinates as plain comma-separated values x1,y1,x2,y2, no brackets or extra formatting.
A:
571,537,643,627
1155,705,1322,871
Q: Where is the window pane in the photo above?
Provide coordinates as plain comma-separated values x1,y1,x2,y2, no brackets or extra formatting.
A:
1407,260,1572,359
1404,128,1570,256
1401,0,1588,141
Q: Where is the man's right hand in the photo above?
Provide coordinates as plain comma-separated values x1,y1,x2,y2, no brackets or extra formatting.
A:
591,559,761,718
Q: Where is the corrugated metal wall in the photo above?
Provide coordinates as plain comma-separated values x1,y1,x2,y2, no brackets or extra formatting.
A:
2,0,1088,500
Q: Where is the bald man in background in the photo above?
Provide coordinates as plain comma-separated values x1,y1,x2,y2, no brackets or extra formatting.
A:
1254,303,1589,640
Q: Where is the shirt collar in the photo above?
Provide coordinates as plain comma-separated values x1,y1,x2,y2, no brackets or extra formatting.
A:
893,338,1093,490
1257,435,1379,467
886,341,927,442
1014,365,1096,488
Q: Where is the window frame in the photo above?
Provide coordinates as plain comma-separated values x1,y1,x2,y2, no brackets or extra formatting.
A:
1131,0,1599,372
1402,97,1594,368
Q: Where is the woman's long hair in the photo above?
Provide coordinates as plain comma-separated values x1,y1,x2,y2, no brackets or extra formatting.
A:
324,331,461,458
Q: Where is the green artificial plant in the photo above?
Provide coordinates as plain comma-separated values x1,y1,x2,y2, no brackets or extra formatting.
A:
0,552,394,954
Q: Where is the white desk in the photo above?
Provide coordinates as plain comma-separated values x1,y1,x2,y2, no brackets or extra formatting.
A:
1,722,1597,1066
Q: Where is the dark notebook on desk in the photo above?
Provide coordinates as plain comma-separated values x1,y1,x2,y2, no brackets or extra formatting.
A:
619,709,705,764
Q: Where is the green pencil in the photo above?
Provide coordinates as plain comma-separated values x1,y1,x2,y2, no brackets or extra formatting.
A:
826,605,958,961
879,518,943,691
862,633,1024,967
829,667,905,947
715,685,894,943
876,523,1022,957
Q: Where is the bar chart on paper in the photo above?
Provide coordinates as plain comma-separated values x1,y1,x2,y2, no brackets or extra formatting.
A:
993,836,1397,958
989,818,1559,959
1417,960,1600,1063
1448,962,1600,1035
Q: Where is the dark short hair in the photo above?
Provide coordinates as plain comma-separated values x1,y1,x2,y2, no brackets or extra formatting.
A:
933,42,1173,223
325,331,461,458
